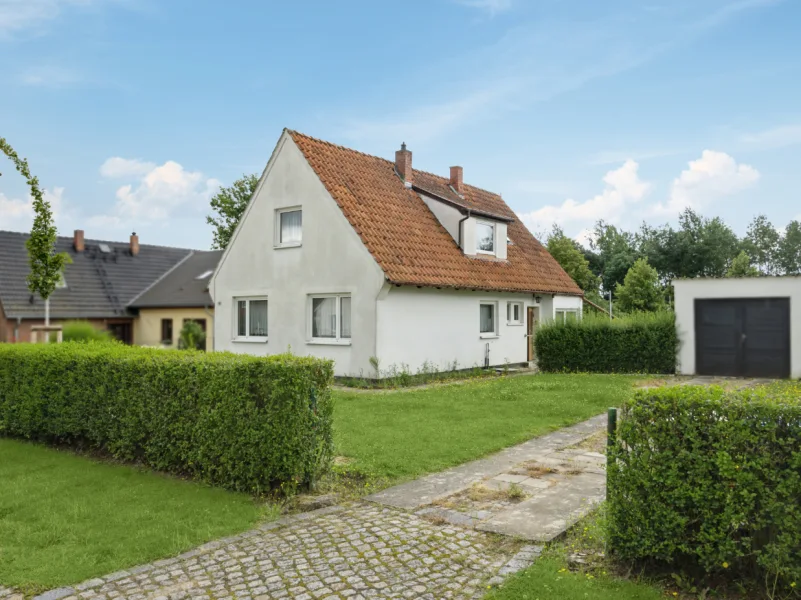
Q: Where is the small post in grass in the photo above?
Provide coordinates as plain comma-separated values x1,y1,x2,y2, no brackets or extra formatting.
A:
607,407,618,451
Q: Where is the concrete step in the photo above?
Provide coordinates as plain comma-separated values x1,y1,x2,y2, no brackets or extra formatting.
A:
476,471,605,542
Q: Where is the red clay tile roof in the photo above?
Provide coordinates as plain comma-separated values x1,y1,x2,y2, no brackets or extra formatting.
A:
288,130,582,296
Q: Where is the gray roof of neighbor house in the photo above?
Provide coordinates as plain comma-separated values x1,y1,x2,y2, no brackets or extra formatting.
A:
0,230,193,320
128,250,221,309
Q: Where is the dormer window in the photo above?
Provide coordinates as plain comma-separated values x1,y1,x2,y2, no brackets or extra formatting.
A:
476,221,495,254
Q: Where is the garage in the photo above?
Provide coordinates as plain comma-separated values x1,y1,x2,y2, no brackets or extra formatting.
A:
674,278,801,379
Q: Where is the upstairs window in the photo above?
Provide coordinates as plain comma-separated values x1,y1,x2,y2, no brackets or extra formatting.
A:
476,221,495,254
235,297,268,341
276,207,302,247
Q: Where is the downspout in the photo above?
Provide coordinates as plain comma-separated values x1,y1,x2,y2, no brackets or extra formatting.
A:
457,209,471,249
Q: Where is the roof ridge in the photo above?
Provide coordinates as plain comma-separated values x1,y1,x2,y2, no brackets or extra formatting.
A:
0,229,203,252
286,129,503,199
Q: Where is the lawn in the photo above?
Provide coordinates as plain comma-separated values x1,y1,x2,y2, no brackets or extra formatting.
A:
0,439,271,593
333,373,638,482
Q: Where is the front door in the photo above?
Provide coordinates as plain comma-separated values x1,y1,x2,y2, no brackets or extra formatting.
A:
526,306,539,361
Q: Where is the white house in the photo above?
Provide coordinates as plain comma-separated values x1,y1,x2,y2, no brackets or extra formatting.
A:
210,130,582,377
674,277,800,379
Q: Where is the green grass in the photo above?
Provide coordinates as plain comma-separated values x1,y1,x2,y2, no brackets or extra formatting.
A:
0,439,272,593
333,373,638,482
485,556,664,600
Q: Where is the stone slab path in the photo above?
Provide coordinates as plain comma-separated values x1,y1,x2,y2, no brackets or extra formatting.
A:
29,505,540,600
368,415,608,542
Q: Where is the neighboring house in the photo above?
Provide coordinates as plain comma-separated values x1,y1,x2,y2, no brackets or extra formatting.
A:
211,130,582,376
128,250,221,349
0,229,204,344
674,277,801,379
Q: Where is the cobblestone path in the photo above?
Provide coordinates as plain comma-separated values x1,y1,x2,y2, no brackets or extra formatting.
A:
33,504,538,600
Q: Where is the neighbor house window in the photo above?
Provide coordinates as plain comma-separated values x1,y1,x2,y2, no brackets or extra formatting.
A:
480,302,498,336
276,207,302,247
555,309,579,324
310,294,351,342
507,302,523,325
161,318,173,344
476,221,495,254
234,297,268,340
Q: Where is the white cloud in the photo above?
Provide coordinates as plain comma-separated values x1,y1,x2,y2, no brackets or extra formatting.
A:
97,158,220,222
0,0,110,35
100,157,156,178
0,187,66,231
453,0,514,16
518,160,651,234
740,124,801,151
19,65,82,87
652,150,759,215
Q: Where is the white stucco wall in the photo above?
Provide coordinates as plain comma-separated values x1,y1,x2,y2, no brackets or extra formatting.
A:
375,286,553,374
674,277,801,377
210,133,386,376
419,192,463,243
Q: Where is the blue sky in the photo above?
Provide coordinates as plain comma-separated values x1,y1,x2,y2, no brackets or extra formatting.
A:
1,0,799,249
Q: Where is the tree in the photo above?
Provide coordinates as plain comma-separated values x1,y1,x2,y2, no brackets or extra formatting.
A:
777,220,801,275
675,208,739,278
615,258,663,313
546,225,600,294
178,321,206,351
742,214,780,274
590,221,638,297
1,137,70,326
726,250,759,278
206,173,259,249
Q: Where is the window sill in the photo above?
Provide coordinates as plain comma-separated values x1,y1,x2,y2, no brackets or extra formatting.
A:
307,339,352,346
506,322,524,327
476,250,495,256
480,334,500,339
274,242,302,249
232,337,268,344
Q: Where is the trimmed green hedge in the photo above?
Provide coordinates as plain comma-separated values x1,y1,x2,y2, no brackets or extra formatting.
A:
534,311,677,373
0,344,334,494
608,384,801,591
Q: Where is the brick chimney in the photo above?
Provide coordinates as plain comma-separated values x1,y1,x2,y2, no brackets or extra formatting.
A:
395,142,412,187
130,232,139,256
450,166,464,194
73,229,85,252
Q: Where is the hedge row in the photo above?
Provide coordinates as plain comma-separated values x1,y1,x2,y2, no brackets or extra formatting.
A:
534,311,677,374
0,344,334,494
608,384,801,591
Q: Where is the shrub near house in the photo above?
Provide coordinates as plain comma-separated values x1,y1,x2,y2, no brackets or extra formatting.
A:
534,311,677,374
0,344,333,493
608,384,801,594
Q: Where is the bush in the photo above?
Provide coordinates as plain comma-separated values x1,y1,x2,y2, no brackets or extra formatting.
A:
0,344,334,494
608,384,801,593
61,320,115,343
178,320,206,351
534,311,677,374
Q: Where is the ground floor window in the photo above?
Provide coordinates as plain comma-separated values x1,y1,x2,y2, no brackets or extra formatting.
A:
310,294,351,342
507,301,523,325
234,297,268,341
480,302,498,336
555,309,579,324
160,318,173,344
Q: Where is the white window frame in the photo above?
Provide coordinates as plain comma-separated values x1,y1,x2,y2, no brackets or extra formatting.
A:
475,220,496,255
554,309,579,324
233,296,268,343
507,301,523,326
479,301,499,338
308,294,352,345
274,206,302,249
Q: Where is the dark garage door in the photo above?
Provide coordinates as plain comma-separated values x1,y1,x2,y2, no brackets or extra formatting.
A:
695,298,790,378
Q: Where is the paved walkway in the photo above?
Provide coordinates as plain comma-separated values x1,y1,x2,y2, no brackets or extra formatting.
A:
31,506,540,600
368,415,608,543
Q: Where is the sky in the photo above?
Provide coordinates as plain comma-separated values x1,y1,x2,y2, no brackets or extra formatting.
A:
1,0,800,250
